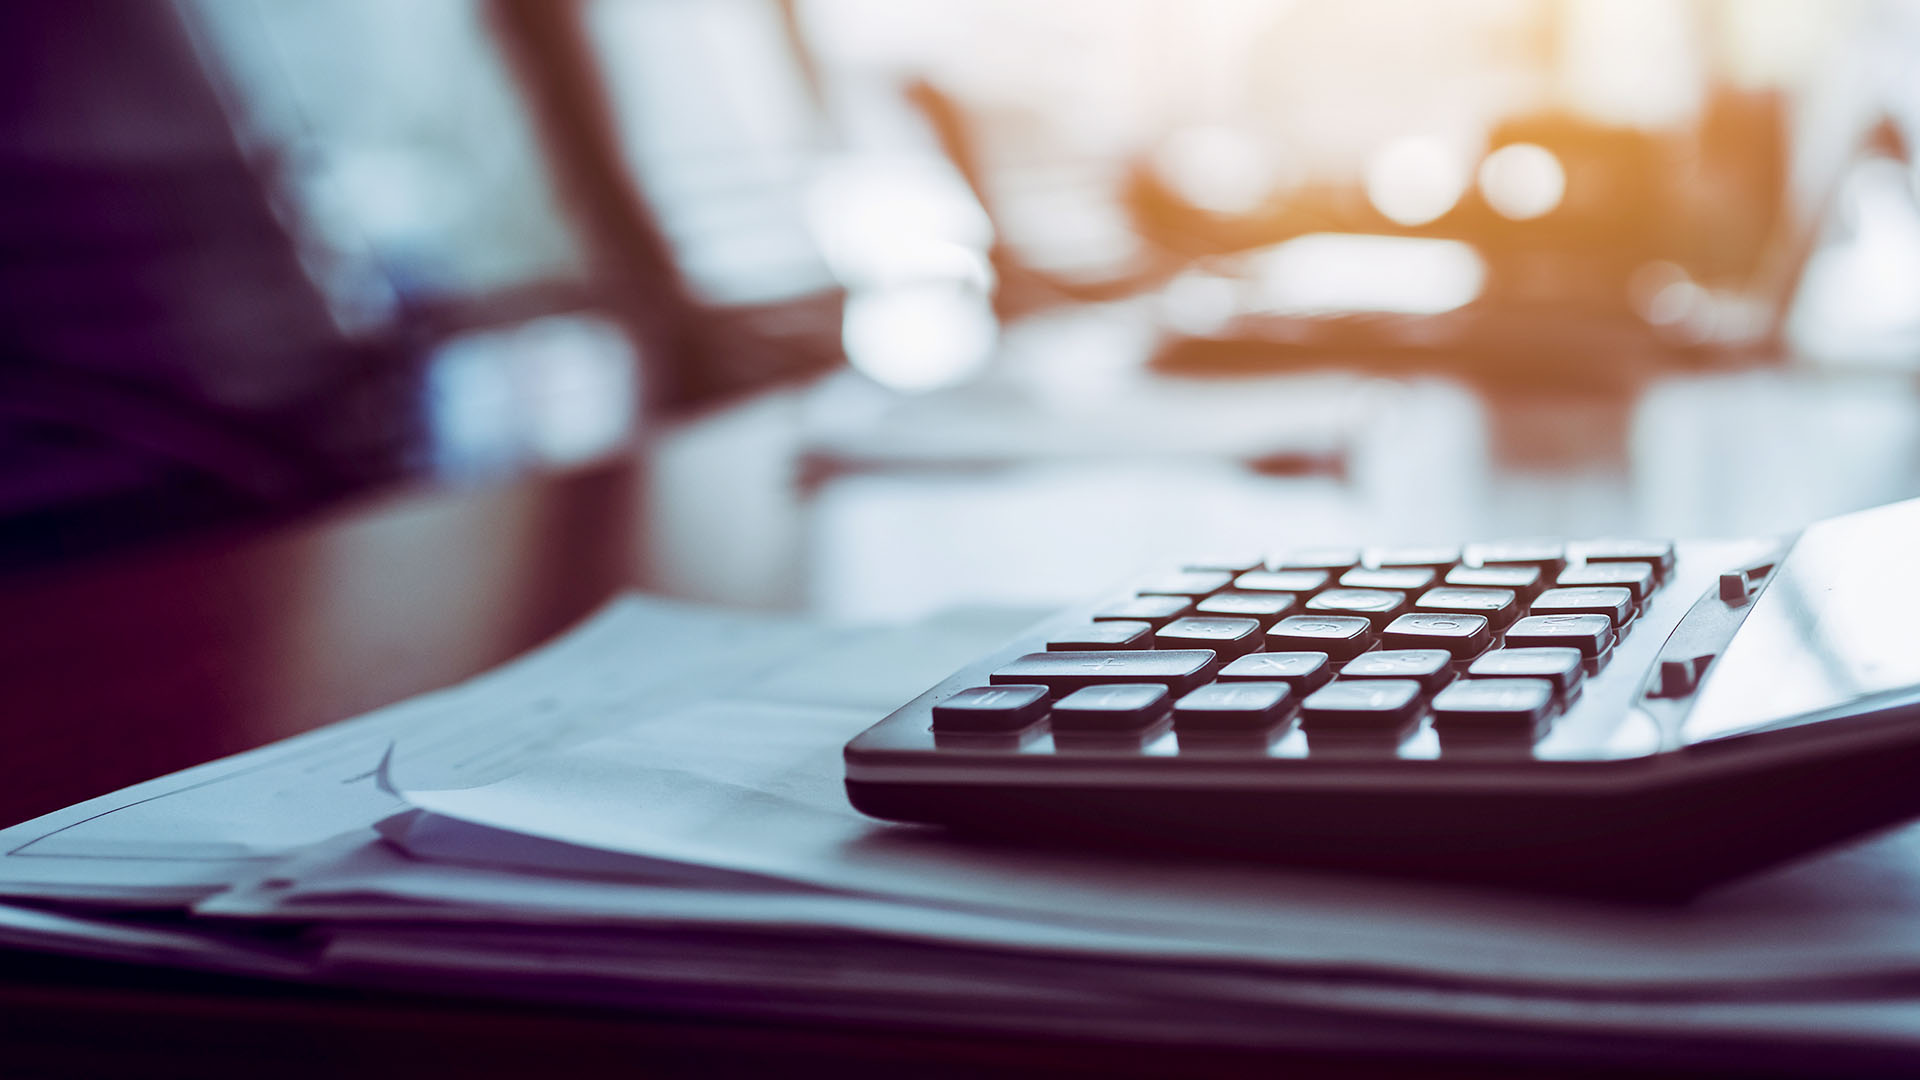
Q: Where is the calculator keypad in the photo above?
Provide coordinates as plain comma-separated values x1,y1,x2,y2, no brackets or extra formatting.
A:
947,536,1680,756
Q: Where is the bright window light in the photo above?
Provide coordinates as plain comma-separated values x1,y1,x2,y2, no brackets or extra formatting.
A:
1478,143,1566,221
1248,233,1485,315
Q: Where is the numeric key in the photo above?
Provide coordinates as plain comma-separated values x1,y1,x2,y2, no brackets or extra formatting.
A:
1339,649,1453,691
1155,616,1263,659
1051,684,1172,732
1556,562,1655,602
1531,586,1634,626
1195,591,1298,626
932,685,1050,733
1306,588,1410,629
1504,614,1614,658
1174,682,1295,734
992,651,1217,696
1299,679,1426,733
1467,647,1585,696
1430,678,1555,736
1381,611,1492,658
1265,615,1375,658
1217,651,1333,692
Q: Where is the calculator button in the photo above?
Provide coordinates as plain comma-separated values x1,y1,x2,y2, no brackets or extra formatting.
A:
1174,682,1295,733
1503,614,1614,658
1416,587,1520,628
1467,647,1585,695
1233,569,1330,595
1047,621,1152,651
1217,651,1333,692
1051,684,1171,732
1531,586,1634,626
1091,595,1192,628
992,651,1217,696
1339,649,1453,691
1195,591,1298,626
1265,616,1375,659
1380,612,1493,658
1366,546,1461,572
1299,679,1425,732
1556,562,1655,602
1155,616,1263,659
1465,541,1566,575
1575,539,1676,581
1182,556,1266,574
1306,588,1410,628
1136,571,1233,598
1272,548,1360,573
1445,564,1544,599
1339,567,1437,592
932,685,1051,733
1430,678,1555,734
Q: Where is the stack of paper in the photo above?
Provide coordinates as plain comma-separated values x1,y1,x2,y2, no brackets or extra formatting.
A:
5,596,1920,1072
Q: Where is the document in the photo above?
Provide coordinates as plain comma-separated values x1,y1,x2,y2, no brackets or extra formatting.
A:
383,696,1920,993
0,597,860,904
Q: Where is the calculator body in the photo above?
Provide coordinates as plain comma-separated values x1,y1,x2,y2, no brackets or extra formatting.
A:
844,498,1920,897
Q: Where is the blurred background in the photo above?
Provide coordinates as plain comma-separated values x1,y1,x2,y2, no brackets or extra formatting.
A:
8,0,1920,621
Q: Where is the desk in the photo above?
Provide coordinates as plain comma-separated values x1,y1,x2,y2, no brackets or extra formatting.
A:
3,373,1917,1077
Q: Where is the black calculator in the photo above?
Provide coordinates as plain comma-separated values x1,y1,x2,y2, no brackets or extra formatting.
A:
844,497,1920,897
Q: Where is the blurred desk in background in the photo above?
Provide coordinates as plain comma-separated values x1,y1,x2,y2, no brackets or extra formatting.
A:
649,361,1920,621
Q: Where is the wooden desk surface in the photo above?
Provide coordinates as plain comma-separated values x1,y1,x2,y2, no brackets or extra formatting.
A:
0,445,1895,1078
0,461,645,829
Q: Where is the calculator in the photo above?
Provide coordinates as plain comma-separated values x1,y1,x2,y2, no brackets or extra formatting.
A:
844,497,1920,897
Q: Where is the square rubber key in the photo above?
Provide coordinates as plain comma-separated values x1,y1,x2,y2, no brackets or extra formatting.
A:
1182,555,1265,574
1381,611,1492,658
1467,647,1585,695
1465,541,1566,576
1366,546,1461,572
1504,614,1614,658
1531,586,1634,626
1174,682,1295,734
1217,651,1333,692
1155,616,1263,659
1556,562,1655,602
1575,539,1676,581
1047,621,1152,651
1416,586,1520,628
1340,566,1436,592
1306,588,1410,629
1272,548,1360,573
1051,683,1171,732
1135,570,1233,598
1195,590,1298,626
1339,649,1453,692
1265,615,1375,659
1430,678,1555,734
1446,564,1544,599
1299,679,1425,733
1092,595,1192,628
992,650,1217,696
1233,569,1330,595
932,685,1051,733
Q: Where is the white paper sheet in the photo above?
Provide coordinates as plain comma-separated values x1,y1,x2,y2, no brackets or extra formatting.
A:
0,596,857,904
391,696,1920,992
